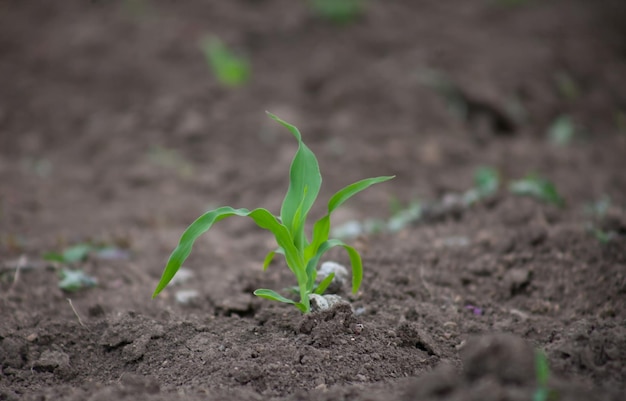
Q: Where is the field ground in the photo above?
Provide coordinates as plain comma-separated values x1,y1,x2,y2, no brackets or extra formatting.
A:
1,1,625,400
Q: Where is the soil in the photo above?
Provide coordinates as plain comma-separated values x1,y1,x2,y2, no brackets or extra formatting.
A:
1,1,626,400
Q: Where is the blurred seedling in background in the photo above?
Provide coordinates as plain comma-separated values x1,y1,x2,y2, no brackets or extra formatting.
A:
309,0,365,24
152,113,394,313
45,243,129,291
147,145,194,178
199,35,250,88
333,166,500,239
509,174,564,207
462,166,500,206
548,115,578,146
58,269,98,292
533,349,558,401
584,196,621,244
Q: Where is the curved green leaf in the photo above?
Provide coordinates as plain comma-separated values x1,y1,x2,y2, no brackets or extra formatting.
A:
262,250,276,271
267,112,322,249
314,272,335,295
306,176,395,258
254,289,308,313
152,206,299,298
253,289,296,304
305,239,363,294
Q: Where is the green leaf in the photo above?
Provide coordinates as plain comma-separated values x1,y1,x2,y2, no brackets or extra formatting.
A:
474,167,499,196
314,272,335,295
43,252,65,263
548,115,576,146
268,112,322,250
200,36,250,87
509,174,564,207
306,176,394,258
262,250,276,271
535,349,550,386
310,0,365,24
62,244,93,263
306,239,363,294
153,206,302,298
254,289,308,313
253,289,296,304
44,244,93,264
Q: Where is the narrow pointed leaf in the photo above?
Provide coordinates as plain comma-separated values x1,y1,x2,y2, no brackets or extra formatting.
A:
328,176,395,212
153,206,299,298
253,289,296,304
262,250,276,271
306,176,395,258
314,272,335,295
267,112,322,248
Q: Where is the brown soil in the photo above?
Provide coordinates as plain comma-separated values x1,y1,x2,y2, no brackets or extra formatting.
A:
1,1,626,400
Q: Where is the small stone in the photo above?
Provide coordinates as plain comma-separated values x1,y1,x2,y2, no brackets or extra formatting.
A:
175,289,200,305
169,267,194,286
309,294,329,311
323,294,344,308
318,261,349,294
26,333,38,342
309,294,348,312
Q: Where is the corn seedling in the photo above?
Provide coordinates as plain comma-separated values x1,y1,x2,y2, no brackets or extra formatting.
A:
548,115,576,146
309,0,365,24
152,113,394,313
199,35,250,87
462,166,500,205
44,244,93,264
533,349,558,401
509,174,564,207
44,243,129,264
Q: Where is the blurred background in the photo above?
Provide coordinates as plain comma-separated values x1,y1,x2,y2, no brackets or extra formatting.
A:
1,0,625,252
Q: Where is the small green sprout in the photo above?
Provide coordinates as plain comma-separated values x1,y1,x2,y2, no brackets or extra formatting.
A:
533,349,558,401
44,243,129,264
548,115,576,146
462,166,500,205
152,113,394,313
309,0,365,24
44,244,93,264
509,174,564,207
148,145,194,178
199,36,250,87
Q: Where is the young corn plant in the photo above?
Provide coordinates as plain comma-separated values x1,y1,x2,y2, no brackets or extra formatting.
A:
199,35,250,88
152,113,394,313
309,0,366,24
